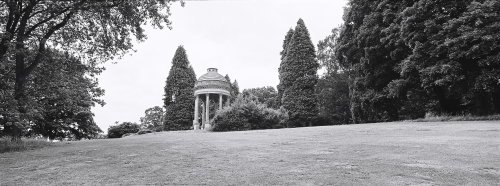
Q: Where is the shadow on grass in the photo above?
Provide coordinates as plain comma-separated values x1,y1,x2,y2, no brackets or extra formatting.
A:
0,138,57,153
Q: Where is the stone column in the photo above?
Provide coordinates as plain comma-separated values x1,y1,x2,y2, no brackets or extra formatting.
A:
219,94,223,110
205,94,210,129
201,102,205,129
193,95,200,130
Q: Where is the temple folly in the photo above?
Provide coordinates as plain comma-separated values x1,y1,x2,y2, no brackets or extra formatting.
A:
192,68,231,130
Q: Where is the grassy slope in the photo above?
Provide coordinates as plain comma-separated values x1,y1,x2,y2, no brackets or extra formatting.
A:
1,121,499,185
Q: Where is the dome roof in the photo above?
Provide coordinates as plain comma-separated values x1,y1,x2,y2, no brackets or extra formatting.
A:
198,68,227,81
194,68,231,96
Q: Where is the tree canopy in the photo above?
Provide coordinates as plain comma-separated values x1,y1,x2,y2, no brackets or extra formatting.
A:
333,0,500,123
242,86,278,109
140,106,165,132
316,28,351,125
0,0,182,140
1,50,104,140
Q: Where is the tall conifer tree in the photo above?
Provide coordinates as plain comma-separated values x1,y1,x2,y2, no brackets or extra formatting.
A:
277,28,295,106
279,19,319,127
224,74,240,102
231,80,240,97
163,46,197,130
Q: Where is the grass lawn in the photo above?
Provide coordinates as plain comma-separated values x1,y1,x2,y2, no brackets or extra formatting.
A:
1,121,499,185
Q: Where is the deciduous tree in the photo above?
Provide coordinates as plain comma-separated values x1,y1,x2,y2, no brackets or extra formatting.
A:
32,51,103,140
0,0,182,139
317,28,351,125
242,86,278,109
140,106,165,132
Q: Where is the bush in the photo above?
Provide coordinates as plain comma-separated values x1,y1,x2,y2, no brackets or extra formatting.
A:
137,129,153,135
107,122,140,138
121,133,136,138
211,96,288,132
412,113,500,122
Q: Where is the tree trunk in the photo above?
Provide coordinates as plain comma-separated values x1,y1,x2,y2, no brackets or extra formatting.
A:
493,87,500,113
0,40,10,60
10,68,27,141
10,128,22,142
14,64,26,105
10,31,28,141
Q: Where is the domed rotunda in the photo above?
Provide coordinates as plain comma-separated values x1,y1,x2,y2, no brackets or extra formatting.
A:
192,68,231,130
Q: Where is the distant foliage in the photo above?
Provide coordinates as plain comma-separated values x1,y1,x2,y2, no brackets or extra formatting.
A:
242,86,279,109
211,96,288,132
224,75,240,102
163,46,197,131
316,28,351,125
316,73,351,125
279,19,319,127
140,106,164,132
231,80,240,98
107,122,140,138
224,75,240,103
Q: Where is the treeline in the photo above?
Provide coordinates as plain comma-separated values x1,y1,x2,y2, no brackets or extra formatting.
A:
111,0,500,134
212,19,322,130
220,0,500,129
324,0,500,123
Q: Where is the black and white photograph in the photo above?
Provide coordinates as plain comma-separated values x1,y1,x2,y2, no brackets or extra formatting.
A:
1,0,499,185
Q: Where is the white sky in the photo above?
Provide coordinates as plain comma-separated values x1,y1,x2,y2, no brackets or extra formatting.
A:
92,0,347,132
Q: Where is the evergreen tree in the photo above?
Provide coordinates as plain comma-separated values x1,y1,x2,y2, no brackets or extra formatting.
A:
394,0,500,115
163,46,197,131
225,75,231,86
225,74,240,101
444,0,500,114
231,80,240,97
335,0,500,121
277,28,295,106
279,19,319,127
336,0,424,123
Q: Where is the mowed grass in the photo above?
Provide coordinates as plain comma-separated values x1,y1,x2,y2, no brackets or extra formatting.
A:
1,121,499,185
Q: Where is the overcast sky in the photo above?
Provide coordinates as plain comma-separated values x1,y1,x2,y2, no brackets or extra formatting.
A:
92,0,347,132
